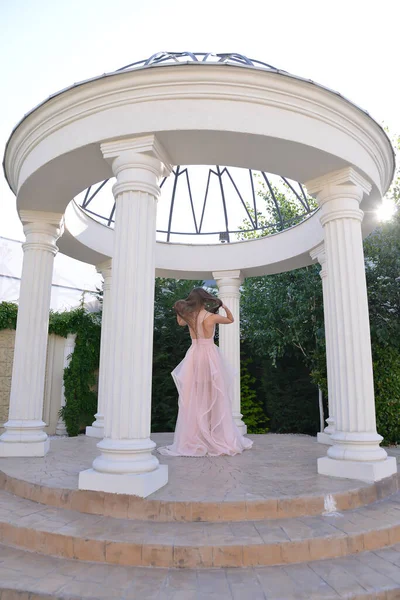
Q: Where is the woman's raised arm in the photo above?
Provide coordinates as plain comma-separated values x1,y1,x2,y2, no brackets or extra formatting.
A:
176,314,187,326
210,304,234,325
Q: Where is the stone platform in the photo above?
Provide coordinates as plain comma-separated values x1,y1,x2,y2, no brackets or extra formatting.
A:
0,434,399,599
0,434,399,522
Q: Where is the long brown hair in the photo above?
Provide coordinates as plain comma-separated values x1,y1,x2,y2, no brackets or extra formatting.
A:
174,287,222,334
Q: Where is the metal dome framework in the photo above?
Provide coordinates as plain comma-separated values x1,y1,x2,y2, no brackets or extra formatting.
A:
116,51,286,74
78,167,316,243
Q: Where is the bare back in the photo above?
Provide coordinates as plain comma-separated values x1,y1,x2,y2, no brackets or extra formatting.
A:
189,310,215,340
176,303,234,335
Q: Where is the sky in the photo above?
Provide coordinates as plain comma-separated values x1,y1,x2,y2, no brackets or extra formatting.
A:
1,0,399,243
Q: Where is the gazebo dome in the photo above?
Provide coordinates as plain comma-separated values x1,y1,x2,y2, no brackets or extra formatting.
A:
3,49,393,276
69,51,389,246
116,51,285,73
4,52,394,278
73,53,324,244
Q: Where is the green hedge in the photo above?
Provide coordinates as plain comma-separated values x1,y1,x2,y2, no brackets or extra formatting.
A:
373,344,400,445
0,302,18,330
240,357,269,433
256,353,322,436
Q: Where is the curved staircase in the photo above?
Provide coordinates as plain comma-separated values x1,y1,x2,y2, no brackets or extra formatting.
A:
0,435,398,598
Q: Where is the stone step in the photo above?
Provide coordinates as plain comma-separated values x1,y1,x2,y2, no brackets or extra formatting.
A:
1,468,399,523
0,542,400,599
0,488,400,568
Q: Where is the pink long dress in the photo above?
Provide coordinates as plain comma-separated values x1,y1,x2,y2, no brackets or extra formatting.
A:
157,310,253,457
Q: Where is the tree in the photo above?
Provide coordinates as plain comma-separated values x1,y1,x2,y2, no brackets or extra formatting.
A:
364,211,400,349
237,177,317,239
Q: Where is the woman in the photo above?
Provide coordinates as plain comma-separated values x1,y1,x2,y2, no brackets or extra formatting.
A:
157,288,253,457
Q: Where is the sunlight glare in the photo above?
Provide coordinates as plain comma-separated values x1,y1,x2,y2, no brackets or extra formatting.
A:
377,199,396,222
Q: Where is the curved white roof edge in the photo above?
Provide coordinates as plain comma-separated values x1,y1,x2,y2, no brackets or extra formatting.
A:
62,200,324,278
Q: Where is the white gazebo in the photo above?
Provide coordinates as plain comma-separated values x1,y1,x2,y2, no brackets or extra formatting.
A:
2,52,396,497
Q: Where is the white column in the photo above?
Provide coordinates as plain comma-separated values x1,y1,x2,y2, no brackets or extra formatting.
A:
0,211,63,457
55,333,76,436
79,135,171,497
213,270,246,434
307,168,396,482
310,243,335,445
86,260,112,439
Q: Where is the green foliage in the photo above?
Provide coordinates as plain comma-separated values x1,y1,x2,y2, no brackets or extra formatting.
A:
241,265,324,372
373,344,400,445
0,302,18,330
240,357,269,433
364,211,400,349
259,354,322,435
237,177,317,240
385,133,400,208
55,308,101,437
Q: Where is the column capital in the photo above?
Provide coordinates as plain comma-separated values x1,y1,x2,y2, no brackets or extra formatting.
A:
213,271,244,298
102,135,173,198
101,135,173,177
305,168,371,227
309,242,326,265
96,259,112,292
310,243,327,279
212,270,244,286
305,167,372,197
19,210,65,228
21,212,64,255
96,259,112,278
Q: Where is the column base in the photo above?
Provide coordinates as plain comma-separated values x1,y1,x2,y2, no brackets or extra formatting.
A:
323,418,335,436
0,438,49,457
327,431,388,462
86,425,104,439
86,414,104,438
0,420,49,457
78,464,168,497
317,432,334,445
93,437,161,474
233,413,247,435
318,455,397,482
236,422,247,435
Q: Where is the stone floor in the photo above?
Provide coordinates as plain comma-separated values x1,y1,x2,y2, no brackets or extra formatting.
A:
0,543,400,599
0,433,398,502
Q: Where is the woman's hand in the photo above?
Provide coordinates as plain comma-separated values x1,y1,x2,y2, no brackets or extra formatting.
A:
214,303,234,324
